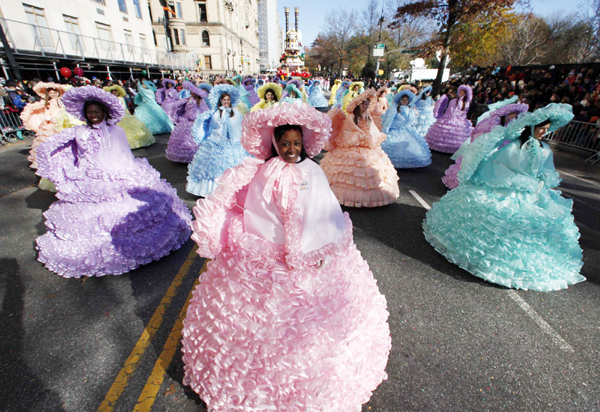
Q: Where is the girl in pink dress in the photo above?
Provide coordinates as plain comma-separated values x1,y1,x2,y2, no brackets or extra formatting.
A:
21,82,69,168
320,89,400,207
181,102,391,411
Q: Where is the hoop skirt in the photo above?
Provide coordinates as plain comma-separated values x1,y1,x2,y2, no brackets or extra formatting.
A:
21,99,62,168
156,87,181,123
116,96,155,149
423,128,585,291
381,105,432,168
134,86,174,135
307,83,329,108
186,108,248,196
166,97,209,163
182,157,391,411
414,97,436,138
321,109,399,207
35,122,191,278
425,97,473,153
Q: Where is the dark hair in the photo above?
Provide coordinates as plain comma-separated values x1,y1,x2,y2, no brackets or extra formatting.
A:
265,89,278,102
269,124,308,161
519,118,551,146
83,100,110,125
218,93,235,117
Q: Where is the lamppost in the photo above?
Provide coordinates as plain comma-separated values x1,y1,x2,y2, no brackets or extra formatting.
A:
232,51,236,75
227,49,231,74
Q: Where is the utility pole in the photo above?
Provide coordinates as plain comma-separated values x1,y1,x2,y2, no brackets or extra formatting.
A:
374,0,385,79
0,23,21,80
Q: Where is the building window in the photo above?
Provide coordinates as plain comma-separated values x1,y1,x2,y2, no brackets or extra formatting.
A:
180,29,186,45
124,30,133,52
132,0,142,18
176,2,183,18
140,33,147,50
198,3,207,22
23,4,53,47
118,0,127,13
90,0,106,5
204,55,212,70
63,15,83,51
96,22,113,50
152,29,157,46
172,28,180,46
202,30,210,47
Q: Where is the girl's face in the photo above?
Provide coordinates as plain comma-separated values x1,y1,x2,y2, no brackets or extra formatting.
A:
360,99,370,112
167,83,173,89
48,89,59,99
85,103,106,125
353,85,359,92
506,112,518,122
277,129,302,163
111,90,119,97
401,96,409,106
220,94,231,107
290,91,297,98
459,89,466,97
266,91,275,101
534,124,550,140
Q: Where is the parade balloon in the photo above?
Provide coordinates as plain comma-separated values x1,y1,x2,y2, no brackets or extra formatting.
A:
60,67,72,78
73,67,84,77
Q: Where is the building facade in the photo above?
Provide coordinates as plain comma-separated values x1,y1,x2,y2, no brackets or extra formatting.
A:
0,0,196,79
148,0,260,75
257,0,282,72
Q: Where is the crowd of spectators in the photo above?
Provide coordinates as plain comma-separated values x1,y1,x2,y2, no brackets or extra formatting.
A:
441,65,600,123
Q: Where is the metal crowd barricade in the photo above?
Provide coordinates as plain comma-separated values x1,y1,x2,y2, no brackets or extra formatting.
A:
0,110,32,144
544,120,600,163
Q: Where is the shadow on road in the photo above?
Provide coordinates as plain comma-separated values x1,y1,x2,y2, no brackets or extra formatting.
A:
0,258,66,412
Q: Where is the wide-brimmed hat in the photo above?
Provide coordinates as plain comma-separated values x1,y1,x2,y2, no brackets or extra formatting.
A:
346,88,377,114
183,81,209,99
393,89,416,106
257,82,283,101
162,78,177,88
505,103,573,138
63,85,124,125
33,82,68,98
241,102,331,159
206,84,241,110
103,85,126,98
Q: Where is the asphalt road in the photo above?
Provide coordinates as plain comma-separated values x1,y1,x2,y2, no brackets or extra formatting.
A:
1,125,599,412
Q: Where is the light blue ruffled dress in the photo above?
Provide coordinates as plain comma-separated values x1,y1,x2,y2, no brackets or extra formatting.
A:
381,91,432,168
134,81,174,135
307,81,329,108
414,96,436,138
423,104,585,291
186,107,248,196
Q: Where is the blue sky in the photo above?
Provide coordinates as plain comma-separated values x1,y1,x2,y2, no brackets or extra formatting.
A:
278,0,580,47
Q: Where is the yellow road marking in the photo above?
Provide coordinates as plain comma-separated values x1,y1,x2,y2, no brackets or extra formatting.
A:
133,261,209,412
97,245,199,412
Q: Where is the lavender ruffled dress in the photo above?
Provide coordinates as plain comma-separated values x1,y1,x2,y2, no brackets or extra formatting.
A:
166,97,210,163
425,86,474,153
35,121,191,278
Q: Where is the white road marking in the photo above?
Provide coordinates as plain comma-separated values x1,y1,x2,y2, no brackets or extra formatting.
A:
409,188,575,353
558,169,600,188
506,290,575,353
408,190,431,210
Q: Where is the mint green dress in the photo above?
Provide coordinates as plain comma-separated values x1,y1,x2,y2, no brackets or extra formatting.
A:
423,104,585,291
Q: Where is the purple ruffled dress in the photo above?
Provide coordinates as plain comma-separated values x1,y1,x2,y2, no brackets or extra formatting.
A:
166,97,210,163
425,86,474,153
156,87,181,123
35,121,192,278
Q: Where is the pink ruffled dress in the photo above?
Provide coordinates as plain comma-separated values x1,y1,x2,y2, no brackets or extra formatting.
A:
182,155,391,411
371,95,389,131
21,98,63,168
320,111,399,207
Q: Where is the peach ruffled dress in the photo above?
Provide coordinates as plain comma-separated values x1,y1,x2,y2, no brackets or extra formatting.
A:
320,110,399,207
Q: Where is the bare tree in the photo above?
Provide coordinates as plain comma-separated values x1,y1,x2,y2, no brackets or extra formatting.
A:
498,14,549,65
361,0,381,63
324,8,359,76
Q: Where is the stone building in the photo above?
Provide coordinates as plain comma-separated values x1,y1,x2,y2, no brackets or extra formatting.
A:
148,0,261,75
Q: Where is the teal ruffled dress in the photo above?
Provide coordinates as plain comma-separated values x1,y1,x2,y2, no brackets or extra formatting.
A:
423,104,585,291
134,81,174,135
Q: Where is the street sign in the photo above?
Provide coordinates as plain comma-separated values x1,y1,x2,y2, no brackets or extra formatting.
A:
373,43,385,57
377,58,385,62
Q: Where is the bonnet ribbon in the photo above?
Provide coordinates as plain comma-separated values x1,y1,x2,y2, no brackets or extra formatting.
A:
261,136,307,211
